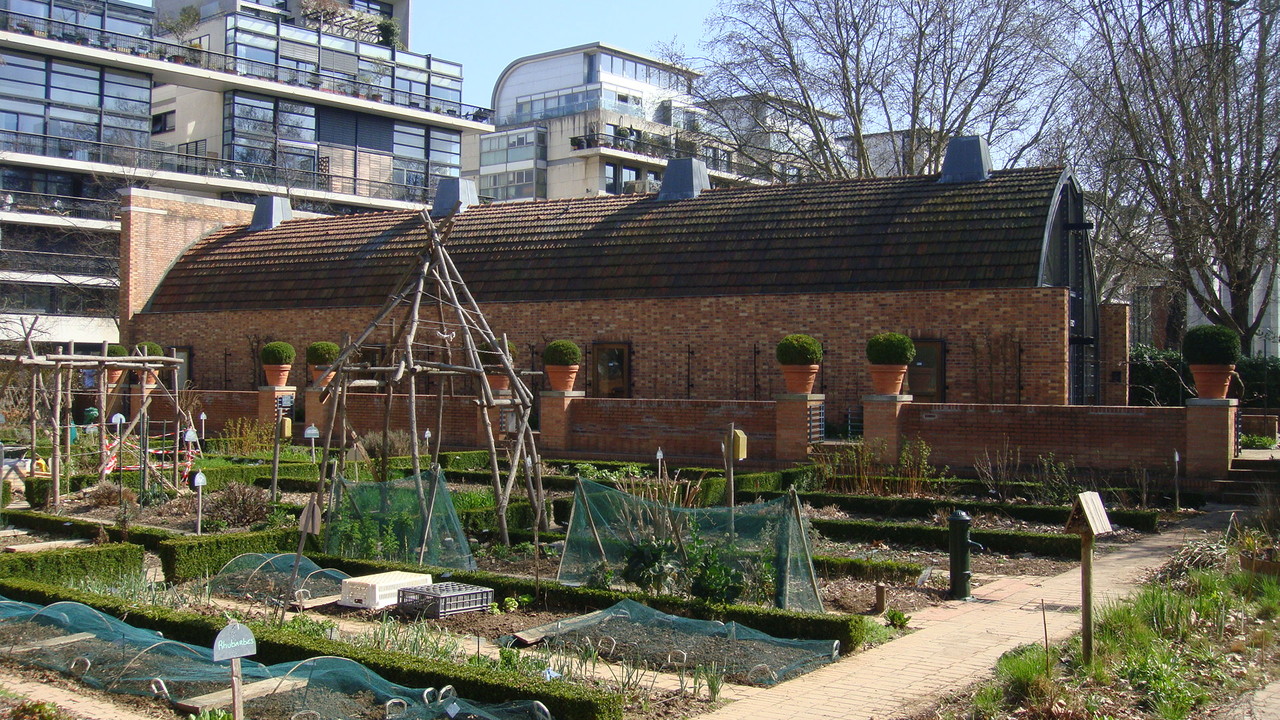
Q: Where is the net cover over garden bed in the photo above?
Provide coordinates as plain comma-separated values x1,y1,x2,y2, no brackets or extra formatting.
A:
0,594,551,720
511,599,838,686
325,470,476,570
208,552,349,606
558,480,823,612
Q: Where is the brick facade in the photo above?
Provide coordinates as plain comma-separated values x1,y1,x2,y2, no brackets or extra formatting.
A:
1099,303,1130,406
557,397,777,459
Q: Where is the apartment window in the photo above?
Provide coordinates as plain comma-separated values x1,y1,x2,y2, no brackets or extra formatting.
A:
591,343,631,398
0,51,150,149
350,0,392,17
479,129,545,166
151,111,176,134
479,169,546,201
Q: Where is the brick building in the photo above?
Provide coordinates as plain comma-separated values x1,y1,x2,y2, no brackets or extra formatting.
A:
124,138,1122,436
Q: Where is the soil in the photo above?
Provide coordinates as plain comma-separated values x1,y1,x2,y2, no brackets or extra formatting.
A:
48,487,315,534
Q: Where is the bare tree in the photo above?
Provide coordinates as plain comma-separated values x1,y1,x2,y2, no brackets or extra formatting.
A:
1069,0,1280,348
678,0,1070,180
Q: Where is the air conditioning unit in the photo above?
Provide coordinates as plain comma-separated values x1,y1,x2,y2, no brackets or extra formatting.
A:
338,571,433,610
623,179,660,194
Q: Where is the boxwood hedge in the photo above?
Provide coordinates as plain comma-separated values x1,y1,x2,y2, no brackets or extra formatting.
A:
0,542,142,582
809,518,1081,558
2,509,177,551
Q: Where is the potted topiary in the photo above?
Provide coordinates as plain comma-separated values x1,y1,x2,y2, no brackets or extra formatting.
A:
1183,324,1241,400
866,332,916,395
479,338,517,392
260,341,296,387
105,344,127,385
305,341,340,387
776,334,823,393
136,341,164,385
543,340,582,392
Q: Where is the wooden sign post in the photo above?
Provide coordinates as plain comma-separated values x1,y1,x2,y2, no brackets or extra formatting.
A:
212,621,257,720
1066,491,1113,665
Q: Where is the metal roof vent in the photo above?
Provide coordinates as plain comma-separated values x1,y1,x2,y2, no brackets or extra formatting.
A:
939,135,992,183
248,195,292,231
658,158,711,201
431,177,479,218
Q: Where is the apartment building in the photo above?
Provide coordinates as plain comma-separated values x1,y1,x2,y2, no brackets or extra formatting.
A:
0,0,491,349
466,42,762,202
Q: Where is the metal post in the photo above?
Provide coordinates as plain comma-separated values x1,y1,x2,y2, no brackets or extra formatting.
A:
949,510,974,600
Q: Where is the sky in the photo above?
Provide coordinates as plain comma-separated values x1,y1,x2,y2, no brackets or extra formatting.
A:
409,0,721,108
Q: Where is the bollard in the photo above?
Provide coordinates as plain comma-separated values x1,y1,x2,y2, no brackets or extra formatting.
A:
949,509,981,600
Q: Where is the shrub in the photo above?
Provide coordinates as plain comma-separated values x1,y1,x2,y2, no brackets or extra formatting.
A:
260,341,296,365
1129,344,1189,405
1182,324,1241,365
136,341,164,356
1242,434,1276,450
205,482,270,528
866,332,916,365
305,341,340,365
543,339,582,366
106,344,128,357
776,334,823,365
479,338,517,367
214,417,275,455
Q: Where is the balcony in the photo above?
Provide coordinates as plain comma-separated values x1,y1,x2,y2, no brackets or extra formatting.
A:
570,131,759,177
0,189,119,222
0,10,494,124
0,247,119,277
0,130,442,205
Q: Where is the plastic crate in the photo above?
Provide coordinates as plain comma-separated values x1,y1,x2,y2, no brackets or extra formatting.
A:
397,582,493,618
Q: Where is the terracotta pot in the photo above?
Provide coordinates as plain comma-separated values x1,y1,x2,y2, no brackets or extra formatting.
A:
263,363,292,387
780,364,820,394
1189,364,1234,399
106,368,123,385
137,369,159,386
545,364,579,392
486,373,511,391
1241,553,1280,577
869,364,908,395
310,364,333,387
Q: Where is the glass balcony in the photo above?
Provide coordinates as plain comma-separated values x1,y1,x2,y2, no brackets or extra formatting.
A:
0,9,494,122
0,189,119,221
0,129,442,204
571,130,758,177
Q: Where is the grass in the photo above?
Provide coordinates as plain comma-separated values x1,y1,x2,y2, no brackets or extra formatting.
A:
939,542,1275,720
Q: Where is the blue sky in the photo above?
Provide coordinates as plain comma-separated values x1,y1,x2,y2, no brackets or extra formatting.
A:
410,0,720,108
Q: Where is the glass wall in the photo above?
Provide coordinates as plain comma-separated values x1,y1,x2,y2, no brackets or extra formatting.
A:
479,128,546,166
478,168,546,202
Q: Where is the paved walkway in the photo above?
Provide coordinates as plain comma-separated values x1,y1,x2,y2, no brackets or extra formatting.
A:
701,505,1238,720
0,666,162,720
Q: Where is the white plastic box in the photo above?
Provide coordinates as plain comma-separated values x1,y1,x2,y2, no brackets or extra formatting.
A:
338,571,432,610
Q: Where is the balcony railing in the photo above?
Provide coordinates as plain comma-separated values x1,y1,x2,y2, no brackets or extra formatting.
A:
0,247,118,277
0,130,442,204
0,189,119,221
572,131,759,177
0,10,494,123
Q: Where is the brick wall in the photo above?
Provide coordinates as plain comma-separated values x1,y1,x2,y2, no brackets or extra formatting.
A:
566,398,776,459
129,286,1074,414
899,403,1185,472
1099,303,1130,406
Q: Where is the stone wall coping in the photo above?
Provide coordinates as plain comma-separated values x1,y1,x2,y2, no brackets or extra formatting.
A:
1186,398,1238,407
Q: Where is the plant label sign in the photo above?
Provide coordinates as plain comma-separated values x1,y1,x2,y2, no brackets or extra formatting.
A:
213,621,256,661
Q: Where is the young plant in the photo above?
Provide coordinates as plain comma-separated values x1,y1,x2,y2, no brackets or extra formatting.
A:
884,607,911,629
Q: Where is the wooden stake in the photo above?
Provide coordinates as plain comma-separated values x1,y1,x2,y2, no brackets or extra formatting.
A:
230,657,243,720
1082,531,1095,665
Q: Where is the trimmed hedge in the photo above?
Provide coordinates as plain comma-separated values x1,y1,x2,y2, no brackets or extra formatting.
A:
809,518,1081,558
0,542,142,582
811,555,923,583
2,509,177,551
158,527,303,582
0,578,621,720
309,552,872,654
746,491,1160,533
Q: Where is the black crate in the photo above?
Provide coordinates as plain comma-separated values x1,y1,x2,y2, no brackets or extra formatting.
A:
397,582,494,618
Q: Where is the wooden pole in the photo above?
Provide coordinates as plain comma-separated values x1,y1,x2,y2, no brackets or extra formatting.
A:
1082,530,1095,665
97,350,108,486
172,348,182,490
269,402,282,502
50,363,62,510
230,656,243,720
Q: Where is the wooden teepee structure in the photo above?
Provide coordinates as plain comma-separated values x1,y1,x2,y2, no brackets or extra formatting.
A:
312,208,544,547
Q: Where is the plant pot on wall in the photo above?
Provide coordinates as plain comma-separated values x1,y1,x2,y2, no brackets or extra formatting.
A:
305,341,340,387
261,341,296,387
263,364,292,386
776,334,823,394
1183,324,1241,400
866,332,916,395
542,340,582,392
544,365,579,392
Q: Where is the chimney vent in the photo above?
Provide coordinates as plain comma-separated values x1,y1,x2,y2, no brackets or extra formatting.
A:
939,136,992,183
431,177,479,218
249,196,292,231
658,158,710,201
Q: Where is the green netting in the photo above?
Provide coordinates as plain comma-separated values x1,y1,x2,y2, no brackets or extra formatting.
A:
325,469,476,570
513,599,838,686
0,594,551,720
558,480,823,612
208,553,350,606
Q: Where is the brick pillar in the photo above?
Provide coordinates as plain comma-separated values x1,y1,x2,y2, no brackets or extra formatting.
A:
258,386,297,423
128,380,156,422
1185,398,1237,479
1099,303,1131,406
775,393,824,461
303,387,331,430
863,394,913,464
539,391,584,451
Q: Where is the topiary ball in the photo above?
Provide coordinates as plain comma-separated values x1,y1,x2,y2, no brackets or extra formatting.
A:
260,341,296,365
479,338,517,367
866,332,916,365
776,334,823,365
1183,325,1241,365
106,344,128,357
137,341,164,357
543,339,582,366
305,341,341,365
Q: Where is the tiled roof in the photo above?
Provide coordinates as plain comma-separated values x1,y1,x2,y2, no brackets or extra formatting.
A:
144,167,1068,313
